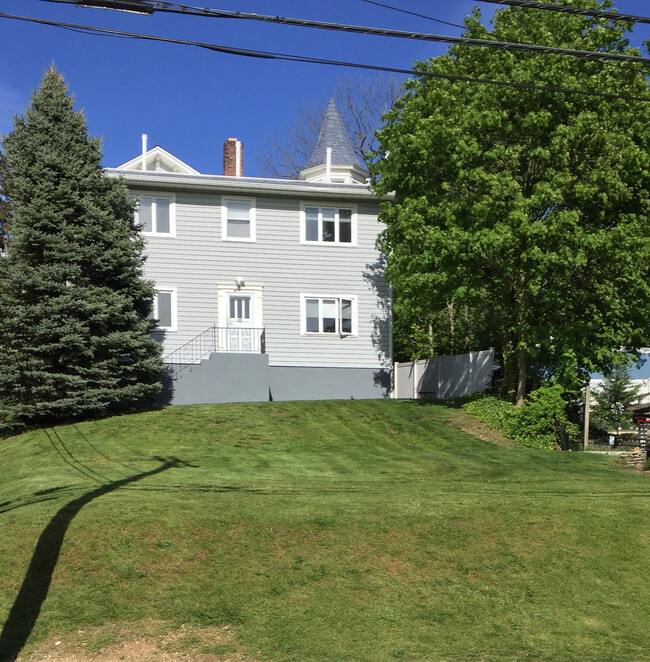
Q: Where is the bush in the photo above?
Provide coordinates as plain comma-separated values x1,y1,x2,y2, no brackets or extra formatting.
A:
463,395,515,432
510,385,576,450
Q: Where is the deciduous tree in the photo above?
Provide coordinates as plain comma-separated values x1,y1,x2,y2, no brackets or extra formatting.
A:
0,68,162,434
257,74,401,178
372,1,650,404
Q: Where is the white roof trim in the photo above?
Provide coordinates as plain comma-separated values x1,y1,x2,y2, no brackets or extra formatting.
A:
105,168,392,201
116,146,199,175
298,162,369,184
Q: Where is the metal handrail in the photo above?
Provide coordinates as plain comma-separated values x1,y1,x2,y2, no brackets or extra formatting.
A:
163,326,266,378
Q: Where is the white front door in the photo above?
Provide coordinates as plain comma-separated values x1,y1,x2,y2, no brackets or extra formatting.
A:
228,294,254,351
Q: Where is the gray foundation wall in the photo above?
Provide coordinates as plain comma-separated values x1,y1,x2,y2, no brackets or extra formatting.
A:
269,366,391,401
169,353,271,405
164,353,391,405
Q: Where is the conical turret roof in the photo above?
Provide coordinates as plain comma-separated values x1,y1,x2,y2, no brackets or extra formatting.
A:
305,99,361,169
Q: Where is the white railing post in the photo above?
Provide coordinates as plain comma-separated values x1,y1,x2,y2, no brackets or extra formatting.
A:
393,362,398,399
413,360,419,399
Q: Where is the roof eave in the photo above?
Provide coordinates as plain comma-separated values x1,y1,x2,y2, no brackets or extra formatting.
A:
298,162,369,183
106,169,393,201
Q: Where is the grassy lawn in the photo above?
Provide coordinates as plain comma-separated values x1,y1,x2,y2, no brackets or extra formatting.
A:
1,399,649,661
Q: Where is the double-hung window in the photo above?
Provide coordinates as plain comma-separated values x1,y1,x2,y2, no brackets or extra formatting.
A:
223,198,255,241
303,296,354,335
303,206,354,244
135,195,174,236
151,287,177,331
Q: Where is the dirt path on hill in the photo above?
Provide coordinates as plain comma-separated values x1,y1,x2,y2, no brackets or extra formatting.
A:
439,406,515,447
18,621,262,662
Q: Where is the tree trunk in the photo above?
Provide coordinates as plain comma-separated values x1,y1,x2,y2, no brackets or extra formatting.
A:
501,281,516,401
515,349,527,407
502,342,515,401
447,302,455,355
428,321,435,359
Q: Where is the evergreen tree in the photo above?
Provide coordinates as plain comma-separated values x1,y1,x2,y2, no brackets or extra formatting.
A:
0,149,10,254
592,365,642,433
0,68,162,434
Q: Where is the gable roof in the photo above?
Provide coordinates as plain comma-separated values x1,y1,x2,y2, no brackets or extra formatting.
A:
116,145,199,174
304,99,361,169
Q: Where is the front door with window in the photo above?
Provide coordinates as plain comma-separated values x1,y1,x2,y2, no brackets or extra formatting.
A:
228,294,254,351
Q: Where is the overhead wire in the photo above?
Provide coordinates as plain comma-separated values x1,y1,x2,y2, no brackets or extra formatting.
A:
477,0,650,25
28,0,650,65
2,11,650,103
357,0,466,30
34,0,650,25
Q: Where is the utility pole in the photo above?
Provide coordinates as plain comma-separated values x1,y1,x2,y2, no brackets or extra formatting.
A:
583,381,591,449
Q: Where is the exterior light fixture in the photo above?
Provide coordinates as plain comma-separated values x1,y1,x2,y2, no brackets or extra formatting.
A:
76,0,154,14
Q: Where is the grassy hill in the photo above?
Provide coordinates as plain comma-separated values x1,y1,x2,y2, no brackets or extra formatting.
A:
1,399,649,661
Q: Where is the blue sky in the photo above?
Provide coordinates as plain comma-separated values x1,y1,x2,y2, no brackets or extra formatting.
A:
1,1,649,176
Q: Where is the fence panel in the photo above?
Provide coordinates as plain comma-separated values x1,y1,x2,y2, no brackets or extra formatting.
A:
395,349,494,400
395,362,416,399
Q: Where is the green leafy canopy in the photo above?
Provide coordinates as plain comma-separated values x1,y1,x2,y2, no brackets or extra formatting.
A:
371,0,650,404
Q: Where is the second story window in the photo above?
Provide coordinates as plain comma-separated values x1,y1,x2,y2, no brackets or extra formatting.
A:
303,206,354,244
223,198,256,242
134,195,174,236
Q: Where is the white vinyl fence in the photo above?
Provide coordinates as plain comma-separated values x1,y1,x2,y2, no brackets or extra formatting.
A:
395,349,494,400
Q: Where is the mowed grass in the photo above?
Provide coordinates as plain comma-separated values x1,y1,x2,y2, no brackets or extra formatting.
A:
1,399,650,661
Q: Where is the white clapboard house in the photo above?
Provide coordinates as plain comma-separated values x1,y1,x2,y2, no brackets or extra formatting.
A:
107,100,391,404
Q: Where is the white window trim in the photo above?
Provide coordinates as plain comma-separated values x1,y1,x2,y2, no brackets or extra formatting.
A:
300,203,357,246
133,193,176,237
222,197,256,243
228,294,254,326
216,283,264,329
153,286,177,332
300,294,357,337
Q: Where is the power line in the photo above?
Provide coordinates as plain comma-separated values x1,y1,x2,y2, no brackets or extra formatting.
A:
478,0,650,25
32,0,650,65
357,0,466,31
2,11,650,103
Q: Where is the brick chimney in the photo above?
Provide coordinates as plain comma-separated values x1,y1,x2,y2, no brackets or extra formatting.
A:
223,138,243,177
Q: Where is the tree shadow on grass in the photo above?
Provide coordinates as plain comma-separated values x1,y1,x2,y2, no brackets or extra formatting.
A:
0,455,189,662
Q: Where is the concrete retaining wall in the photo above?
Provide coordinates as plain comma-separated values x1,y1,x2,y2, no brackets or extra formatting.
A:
163,353,391,405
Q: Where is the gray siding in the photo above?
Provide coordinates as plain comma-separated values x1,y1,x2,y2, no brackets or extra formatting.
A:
137,186,390,371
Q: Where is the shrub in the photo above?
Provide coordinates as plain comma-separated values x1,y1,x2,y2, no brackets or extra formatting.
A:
462,395,515,432
510,384,575,450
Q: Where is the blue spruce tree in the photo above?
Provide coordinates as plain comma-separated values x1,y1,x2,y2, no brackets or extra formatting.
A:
0,68,162,434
